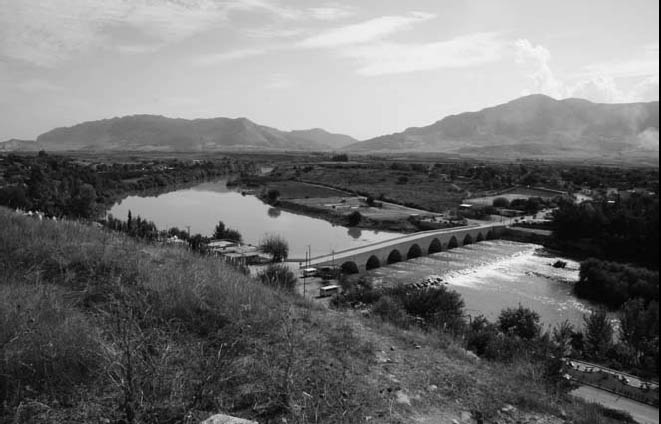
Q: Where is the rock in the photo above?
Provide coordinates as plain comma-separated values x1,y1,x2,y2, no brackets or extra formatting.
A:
460,411,472,421
201,414,258,424
394,390,411,405
427,384,438,392
500,404,516,414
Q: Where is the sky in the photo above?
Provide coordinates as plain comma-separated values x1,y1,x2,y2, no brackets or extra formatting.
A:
0,0,658,141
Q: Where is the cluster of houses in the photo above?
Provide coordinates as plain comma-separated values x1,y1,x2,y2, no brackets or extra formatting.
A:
205,239,271,266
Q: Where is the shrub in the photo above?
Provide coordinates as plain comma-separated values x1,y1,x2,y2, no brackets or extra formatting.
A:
347,211,362,226
583,309,614,360
260,234,289,262
371,296,409,327
213,220,243,242
492,197,510,208
258,264,298,292
497,305,541,340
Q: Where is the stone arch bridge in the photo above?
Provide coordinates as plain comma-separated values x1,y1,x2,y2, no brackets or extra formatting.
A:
303,224,507,275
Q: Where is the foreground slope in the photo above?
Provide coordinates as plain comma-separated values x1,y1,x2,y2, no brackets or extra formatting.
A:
348,95,659,160
0,208,629,423
34,115,357,152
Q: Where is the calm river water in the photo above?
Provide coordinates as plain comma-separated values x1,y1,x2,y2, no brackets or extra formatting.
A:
108,179,400,258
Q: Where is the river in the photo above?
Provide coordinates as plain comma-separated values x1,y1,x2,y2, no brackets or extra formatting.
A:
107,178,401,258
362,240,597,329
109,179,595,329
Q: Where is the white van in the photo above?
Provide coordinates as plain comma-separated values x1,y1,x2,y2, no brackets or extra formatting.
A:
301,267,318,277
319,285,340,298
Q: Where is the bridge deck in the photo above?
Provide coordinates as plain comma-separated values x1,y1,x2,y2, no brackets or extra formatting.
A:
300,223,500,267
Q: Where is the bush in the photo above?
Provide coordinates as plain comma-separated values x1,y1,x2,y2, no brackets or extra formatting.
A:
492,197,510,208
213,220,243,242
575,259,659,308
258,264,298,292
497,305,541,340
260,234,289,262
583,309,614,360
347,211,362,226
371,296,409,327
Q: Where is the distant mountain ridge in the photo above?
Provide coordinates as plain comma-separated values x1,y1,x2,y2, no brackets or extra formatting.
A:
2,95,658,162
346,94,659,160
30,115,357,152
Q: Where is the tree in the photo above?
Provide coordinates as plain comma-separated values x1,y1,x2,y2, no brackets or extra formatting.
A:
583,309,613,360
619,299,659,365
260,234,289,262
213,220,242,242
258,264,297,292
346,211,362,226
266,189,280,204
492,197,510,208
497,305,541,340
552,320,576,357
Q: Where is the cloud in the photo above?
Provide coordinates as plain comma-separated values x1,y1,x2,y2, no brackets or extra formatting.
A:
582,43,659,78
116,43,165,54
307,6,356,21
265,73,294,89
192,49,265,66
514,39,659,103
0,0,305,67
514,39,563,98
344,32,505,76
298,12,435,48
16,79,64,93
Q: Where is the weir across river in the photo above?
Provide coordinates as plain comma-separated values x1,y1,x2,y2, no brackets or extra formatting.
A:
297,223,507,275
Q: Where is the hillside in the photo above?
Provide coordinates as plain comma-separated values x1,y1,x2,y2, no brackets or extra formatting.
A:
0,139,39,151
347,95,659,160
0,208,628,424
34,115,357,152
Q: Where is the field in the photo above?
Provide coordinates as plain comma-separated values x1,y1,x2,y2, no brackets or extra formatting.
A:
463,187,567,206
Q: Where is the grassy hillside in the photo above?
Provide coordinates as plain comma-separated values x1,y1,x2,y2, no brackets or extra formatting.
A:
0,208,629,423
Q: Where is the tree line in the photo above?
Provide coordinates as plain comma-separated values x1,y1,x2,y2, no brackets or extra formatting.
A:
0,152,254,220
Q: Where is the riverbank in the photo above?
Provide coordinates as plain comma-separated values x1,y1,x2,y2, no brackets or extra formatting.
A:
229,175,447,233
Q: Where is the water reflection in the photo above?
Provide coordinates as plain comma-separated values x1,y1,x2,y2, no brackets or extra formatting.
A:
267,207,281,218
108,178,401,258
347,227,362,239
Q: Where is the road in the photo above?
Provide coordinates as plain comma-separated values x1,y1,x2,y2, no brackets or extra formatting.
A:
570,385,659,424
301,222,501,265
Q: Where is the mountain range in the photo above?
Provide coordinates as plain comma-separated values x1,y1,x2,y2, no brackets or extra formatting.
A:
346,94,659,159
1,94,658,161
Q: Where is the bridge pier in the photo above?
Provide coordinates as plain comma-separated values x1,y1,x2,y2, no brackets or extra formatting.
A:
307,225,506,276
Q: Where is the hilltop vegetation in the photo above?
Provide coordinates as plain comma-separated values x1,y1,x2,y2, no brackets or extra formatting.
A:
0,208,632,424
0,152,253,219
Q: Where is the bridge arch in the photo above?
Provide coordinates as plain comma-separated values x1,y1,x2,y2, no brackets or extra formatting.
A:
428,238,442,254
476,232,485,242
486,230,495,240
463,234,473,246
366,255,381,271
340,261,359,275
407,244,422,259
447,236,459,249
387,249,403,264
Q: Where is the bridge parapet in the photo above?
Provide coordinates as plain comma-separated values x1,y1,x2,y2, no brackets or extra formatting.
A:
307,224,506,275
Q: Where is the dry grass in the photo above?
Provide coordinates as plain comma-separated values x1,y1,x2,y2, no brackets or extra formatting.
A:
0,207,634,424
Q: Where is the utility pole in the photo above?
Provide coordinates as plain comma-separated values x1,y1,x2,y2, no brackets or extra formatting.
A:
303,251,308,298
